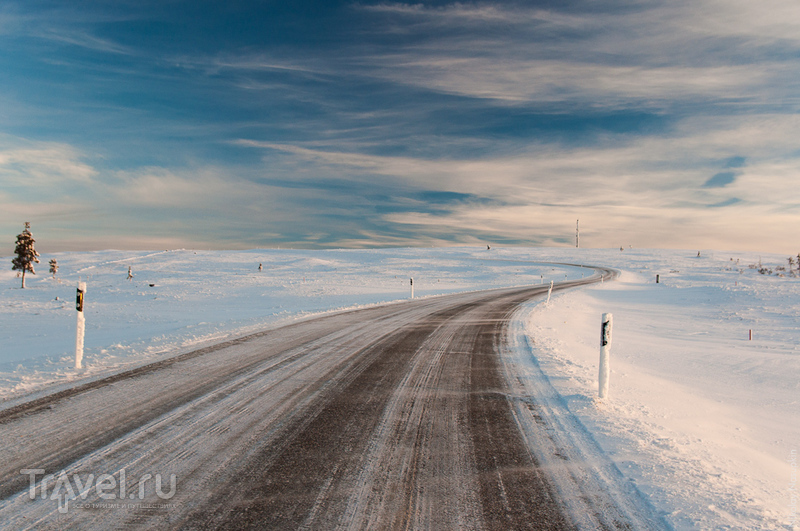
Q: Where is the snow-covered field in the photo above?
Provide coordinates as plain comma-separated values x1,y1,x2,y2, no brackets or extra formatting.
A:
0,247,584,401
2,246,798,529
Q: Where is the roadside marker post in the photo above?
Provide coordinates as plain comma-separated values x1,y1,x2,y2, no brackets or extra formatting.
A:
599,313,613,399
75,281,86,370
546,280,553,303
410,278,414,299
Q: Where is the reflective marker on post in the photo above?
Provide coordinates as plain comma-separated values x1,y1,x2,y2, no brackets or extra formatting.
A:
599,313,613,399
75,281,86,370
76,286,84,312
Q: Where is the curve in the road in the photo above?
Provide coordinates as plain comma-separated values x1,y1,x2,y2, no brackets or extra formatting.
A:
0,266,646,530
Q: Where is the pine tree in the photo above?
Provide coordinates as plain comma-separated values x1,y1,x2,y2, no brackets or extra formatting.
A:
12,222,40,289
49,258,58,279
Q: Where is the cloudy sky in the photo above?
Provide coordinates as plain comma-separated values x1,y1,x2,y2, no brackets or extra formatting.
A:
2,0,800,254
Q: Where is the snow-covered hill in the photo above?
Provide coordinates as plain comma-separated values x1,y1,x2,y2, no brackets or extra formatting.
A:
2,246,798,529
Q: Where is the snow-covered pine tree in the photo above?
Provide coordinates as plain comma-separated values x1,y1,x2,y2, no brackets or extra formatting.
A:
49,258,58,279
12,222,40,288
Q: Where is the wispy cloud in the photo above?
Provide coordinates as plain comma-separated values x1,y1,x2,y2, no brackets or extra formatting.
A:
236,116,753,207
674,0,800,42
361,3,588,27
365,58,776,106
2,1,799,253
353,1,800,109
0,137,97,189
110,167,258,209
31,28,134,55
235,110,800,252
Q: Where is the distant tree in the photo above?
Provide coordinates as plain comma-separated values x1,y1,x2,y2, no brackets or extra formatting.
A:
49,258,58,279
127,266,133,281
12,222,40,288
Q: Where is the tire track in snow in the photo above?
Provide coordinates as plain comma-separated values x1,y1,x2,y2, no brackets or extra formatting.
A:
0,300,444,502
0,268,648,530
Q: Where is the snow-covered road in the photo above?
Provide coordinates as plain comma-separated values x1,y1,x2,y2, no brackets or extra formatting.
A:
0,267,666,530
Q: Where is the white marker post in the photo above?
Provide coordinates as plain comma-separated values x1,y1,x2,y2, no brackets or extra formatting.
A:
75,281,86,370
598,313,613,399
410,278,414,299
546,280,553,303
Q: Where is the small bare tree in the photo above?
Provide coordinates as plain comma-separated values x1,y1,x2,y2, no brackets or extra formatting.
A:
12,222,40,288
49,258,58,279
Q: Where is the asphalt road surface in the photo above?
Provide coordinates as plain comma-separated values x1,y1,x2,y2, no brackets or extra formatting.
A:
0,267,658,530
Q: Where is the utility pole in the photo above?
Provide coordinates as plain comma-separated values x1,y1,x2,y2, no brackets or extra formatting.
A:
576,219,580,248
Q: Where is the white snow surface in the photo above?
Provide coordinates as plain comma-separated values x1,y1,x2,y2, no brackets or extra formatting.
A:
2,245,798,529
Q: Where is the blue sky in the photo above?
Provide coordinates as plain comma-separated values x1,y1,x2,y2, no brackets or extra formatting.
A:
2,0,800,254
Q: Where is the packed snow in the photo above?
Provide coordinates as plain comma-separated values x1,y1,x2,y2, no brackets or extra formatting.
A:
2,245,798,529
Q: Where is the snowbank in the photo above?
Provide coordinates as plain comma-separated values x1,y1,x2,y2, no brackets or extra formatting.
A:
515,248,800,530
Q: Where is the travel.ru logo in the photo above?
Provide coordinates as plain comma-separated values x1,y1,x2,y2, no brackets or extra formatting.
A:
20,468,177,514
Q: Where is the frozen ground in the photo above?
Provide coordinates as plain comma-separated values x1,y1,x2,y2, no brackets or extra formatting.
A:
2,245,798,529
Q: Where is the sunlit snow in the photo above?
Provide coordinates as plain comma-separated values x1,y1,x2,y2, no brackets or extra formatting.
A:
2,246,798,529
